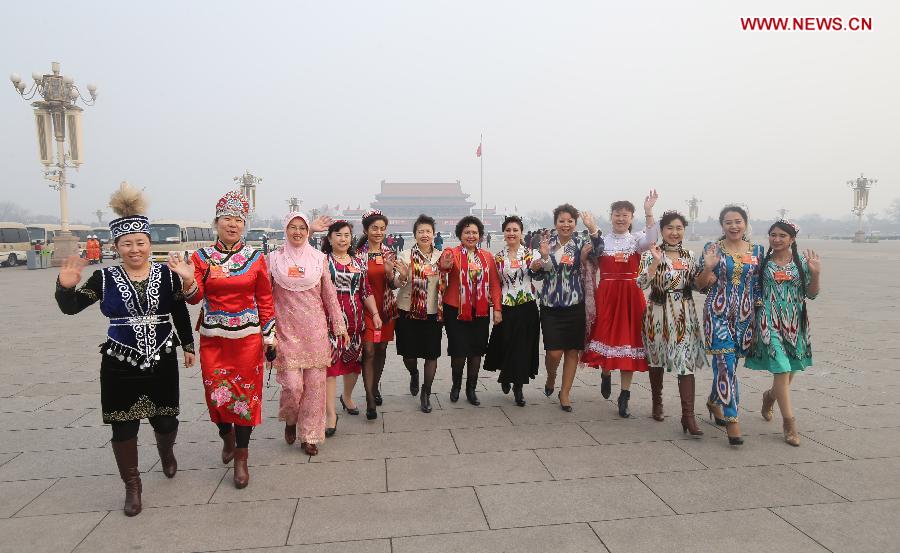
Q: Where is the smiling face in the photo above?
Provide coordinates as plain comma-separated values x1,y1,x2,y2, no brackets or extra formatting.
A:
414,222,434,248
286,217,309,247
366,218,387,246
328,224,353,255
503,221,523,246
555,211,576,240
720,210,747,241
768,226,795,254
115,233,151,270
461,224,481,249
216,215,245,244
611,208,634,234
662,219,685,246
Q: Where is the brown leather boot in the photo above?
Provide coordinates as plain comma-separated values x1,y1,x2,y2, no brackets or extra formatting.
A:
649,367,664,421
761,389,776,422
783,417,800,446
233,448,249,489
154,429,178,478
111,437,142,516
221,428,236,464
677,375,703,436
284,424,297,445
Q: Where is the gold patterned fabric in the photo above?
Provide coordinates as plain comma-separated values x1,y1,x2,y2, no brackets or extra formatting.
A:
102,394,179,422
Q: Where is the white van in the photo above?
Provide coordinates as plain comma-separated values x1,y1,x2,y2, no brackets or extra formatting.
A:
149,220,215,262
0,222,31,266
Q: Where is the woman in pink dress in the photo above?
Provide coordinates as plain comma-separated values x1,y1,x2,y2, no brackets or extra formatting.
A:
322,220,381,436
267,212,349,456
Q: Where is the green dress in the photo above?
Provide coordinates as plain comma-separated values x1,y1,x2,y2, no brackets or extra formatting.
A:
746,256,817,373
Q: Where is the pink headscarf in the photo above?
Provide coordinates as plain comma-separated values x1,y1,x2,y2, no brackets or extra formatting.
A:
267,212,325,292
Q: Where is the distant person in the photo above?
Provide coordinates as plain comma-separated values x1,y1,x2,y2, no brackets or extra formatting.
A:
434,231,444,250
486,233,492,249
397,234,405,251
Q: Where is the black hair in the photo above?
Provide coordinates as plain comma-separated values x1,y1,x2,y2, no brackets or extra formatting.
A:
502,215,524,232
321,221,356,256
718,205,749,241
455,215,484,239
610,200,636,232
413,214,435,234
659,211,689,229
356,212,389,248
552,203,579,223
760,220,806,299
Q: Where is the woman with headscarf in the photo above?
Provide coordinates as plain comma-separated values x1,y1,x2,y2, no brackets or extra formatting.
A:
57,182,194,516
168,191,278,488
267,212,349,455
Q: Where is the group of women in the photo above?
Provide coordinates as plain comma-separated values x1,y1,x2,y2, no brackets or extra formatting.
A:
55,185,821,517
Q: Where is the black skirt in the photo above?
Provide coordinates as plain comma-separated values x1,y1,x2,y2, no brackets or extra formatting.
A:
443,304,491,357
100,343,180,423
395,310,443,360
484,301,540,384
540,303,586,351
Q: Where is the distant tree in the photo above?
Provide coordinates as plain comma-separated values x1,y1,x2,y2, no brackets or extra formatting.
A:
888,198,900,223
0,201,30,222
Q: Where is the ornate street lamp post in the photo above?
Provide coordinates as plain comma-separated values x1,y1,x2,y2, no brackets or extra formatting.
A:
234,170,261,215
10,62,97,265
686,196,701,240
848,173,876,243
286,197,302,212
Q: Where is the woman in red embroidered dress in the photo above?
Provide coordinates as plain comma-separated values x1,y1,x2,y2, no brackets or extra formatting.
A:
438,215,502,406
582,190,659,418
168,190,276,489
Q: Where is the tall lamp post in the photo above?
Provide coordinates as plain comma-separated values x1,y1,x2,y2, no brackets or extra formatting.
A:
286,197,302,212
94,209,104,225
686,196,701,240
234,170,261,216
848,173,876,243
10,62,97,265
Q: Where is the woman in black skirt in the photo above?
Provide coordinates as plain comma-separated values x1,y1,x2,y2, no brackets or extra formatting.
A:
438,215,502,406
484,215,540,406
394,214,443,412
530,205,603,411
55,183,194,516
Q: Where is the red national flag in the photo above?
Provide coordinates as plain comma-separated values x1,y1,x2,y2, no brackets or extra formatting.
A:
476,143,482,157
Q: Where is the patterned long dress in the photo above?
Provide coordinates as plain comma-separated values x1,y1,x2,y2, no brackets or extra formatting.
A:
637,248,706,375
187,242,275,426
745,256,817,373
697,241,765,422
326,255,372,377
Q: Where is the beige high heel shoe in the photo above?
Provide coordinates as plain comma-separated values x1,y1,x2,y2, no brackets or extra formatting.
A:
761,389,776,422
783,417,800,446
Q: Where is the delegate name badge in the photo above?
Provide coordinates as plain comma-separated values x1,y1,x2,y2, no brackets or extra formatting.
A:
348,265,361,274
209,265,226,278
288,266,305,278
671,259,687,271
560,254,574,265
374,254,384,265
373,329,382,342
773,270,792,282
422,264,435,277
741,253,758,264
614,251,628,263
510,258,521,269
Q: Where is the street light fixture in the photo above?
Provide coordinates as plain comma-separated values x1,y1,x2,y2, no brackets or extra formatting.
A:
848,173,876,243
10,61,98,265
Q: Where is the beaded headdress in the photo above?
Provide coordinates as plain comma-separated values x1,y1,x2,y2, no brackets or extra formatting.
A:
215,190,250,221
108,181,150,240
362,209,384,220
775,218,800,235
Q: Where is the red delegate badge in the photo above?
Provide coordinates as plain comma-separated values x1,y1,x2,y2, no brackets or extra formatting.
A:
287,266,305,278
671,259,687,271
614,251,628,263
560,254,574,265
773,270,792,282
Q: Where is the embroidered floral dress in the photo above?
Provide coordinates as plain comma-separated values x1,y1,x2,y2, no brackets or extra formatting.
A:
186,241,275,426
697,240,765,422
326,255,372,377
746,256,817,374
582,229,658,371
56,264,194,423
637,247,706,375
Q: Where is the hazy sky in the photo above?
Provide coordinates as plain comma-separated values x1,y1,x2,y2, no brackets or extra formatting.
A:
2,0,897,225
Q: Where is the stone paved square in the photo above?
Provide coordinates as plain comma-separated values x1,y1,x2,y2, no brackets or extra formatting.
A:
1,239,897,552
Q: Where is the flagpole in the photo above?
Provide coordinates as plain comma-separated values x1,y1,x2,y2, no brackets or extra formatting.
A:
480,133,484,222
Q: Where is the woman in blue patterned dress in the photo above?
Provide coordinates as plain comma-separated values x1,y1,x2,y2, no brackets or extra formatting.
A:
694,205,764,446
746,220,821,446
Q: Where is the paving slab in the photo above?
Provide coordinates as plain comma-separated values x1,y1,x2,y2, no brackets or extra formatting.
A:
591,508,828,553
535,441,705,479
393,523,608,552
0,511,107,553
382,406,511,432
789,457,900,500
387,449,551,491
75,499,297,553
450,422,597,453
309,428,457,462
0,478,56,518
773,498,900,553
674,433,848,468
804,427,900,459
475,475,672,528
287,488,487,544
0,445,157,481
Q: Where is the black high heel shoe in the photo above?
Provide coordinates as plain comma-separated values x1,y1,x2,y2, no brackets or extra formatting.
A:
558,392,572,412
365,408,377,420
340,395,359,416
325,414,339,437
617,389,631,418
409,369,420,396
513,384,526,407
420,389,432,413
374,383,383,406
600,374,612,399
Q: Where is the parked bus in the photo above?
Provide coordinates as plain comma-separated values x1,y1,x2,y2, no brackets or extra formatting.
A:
25,224,93,255
149,220,215,262
246,227,278,252
0,222,30,266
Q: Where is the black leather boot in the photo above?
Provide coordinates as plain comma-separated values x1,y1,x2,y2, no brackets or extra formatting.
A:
465,381,480,406
420,387,432,413
513,384,526,407
617,389,631,418
450,365,463,402
601,373,612,399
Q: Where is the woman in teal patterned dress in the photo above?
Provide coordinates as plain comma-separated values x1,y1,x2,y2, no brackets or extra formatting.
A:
746,220,821,446
694,205,764,446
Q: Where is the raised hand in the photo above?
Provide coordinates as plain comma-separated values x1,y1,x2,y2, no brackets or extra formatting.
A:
439,249,454,270
644,188,659,214
59,256,88,288
539,237,550,259
167,252,195,281
804,249,821,276
582,211,599,235
395,258,410,281
649,244,663,263
310,216,333,233
703,243,720,270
